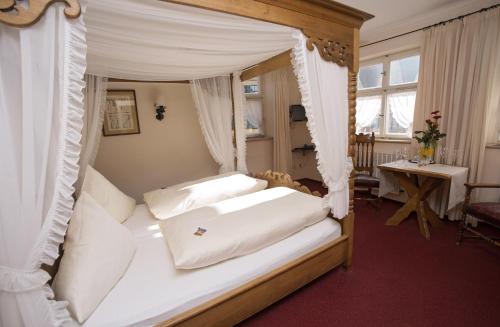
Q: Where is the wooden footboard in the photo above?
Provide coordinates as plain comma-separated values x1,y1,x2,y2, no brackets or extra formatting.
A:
158,235,348,327
158,171,353,327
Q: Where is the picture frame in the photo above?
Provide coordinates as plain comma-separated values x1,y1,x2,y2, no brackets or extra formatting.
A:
103,90,141,136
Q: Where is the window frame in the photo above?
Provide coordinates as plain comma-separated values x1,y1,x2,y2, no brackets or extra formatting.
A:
357,48,420,140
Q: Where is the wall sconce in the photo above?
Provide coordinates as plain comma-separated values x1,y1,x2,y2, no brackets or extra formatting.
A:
155,104,166,121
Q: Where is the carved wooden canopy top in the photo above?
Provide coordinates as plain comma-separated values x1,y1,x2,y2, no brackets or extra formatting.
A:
305,33,352,68
0,0,80,27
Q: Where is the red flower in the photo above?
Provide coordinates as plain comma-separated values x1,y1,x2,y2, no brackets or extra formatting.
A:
433,115,442,119
431,110,440,115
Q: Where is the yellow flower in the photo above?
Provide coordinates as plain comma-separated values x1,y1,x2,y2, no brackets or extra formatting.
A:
419,146,434,158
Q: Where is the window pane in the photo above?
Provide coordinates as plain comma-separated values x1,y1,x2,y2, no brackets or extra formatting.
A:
386,91,416,136
243,78,260,95
358,63,383,90
390,55,420,85
245,98,263,136
356,95,382,134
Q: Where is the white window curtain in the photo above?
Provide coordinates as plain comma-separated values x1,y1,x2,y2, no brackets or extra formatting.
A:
414,7,500,211
0,4,87,327
291,32,353,219
270,68,293,173
388,91,415,129
232,72,249,173
191,77,236,174
76,75,108,194
356,96,381,130
245,99,263,129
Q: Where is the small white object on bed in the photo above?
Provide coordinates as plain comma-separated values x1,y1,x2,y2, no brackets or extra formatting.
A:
83,204,341,327
161,187,330,269
143,172,268,220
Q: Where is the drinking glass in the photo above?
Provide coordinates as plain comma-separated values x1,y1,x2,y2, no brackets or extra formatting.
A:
439,146,447,164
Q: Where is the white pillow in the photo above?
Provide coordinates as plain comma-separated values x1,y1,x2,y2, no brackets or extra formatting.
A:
143,172,268,220
81,165,136,223
53,191,136,323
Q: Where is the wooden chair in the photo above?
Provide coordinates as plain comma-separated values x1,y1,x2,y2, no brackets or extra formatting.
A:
353,132,381,209
456,183,500,247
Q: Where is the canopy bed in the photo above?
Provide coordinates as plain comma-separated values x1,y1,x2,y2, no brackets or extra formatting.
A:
0,1,372,326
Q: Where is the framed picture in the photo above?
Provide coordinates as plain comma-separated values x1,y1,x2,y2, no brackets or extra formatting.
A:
103,90,141,136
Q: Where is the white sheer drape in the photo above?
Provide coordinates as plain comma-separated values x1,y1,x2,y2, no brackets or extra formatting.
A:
291,32,352,218
388,91,415,129
191,77,235,174
77,75,108,194
414,7,500,211
85,0,297,80
0,4,87,326
356,96,381,131
245,99,263,129
232,72,249,173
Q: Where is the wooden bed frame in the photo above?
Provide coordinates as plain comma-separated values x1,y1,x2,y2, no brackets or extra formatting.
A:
3,1,372,326
158,170,350,327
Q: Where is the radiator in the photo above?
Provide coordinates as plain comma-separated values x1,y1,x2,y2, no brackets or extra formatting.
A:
372,152,396,178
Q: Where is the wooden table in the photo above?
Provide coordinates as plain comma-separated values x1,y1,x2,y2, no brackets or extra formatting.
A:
378,163,452,239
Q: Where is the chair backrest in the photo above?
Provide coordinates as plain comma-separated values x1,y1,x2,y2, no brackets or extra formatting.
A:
354,132,375,176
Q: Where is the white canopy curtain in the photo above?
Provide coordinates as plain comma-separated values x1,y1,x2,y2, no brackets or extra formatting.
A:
84,0,297,81
191,77,236,174
0,3,86,326
291,32,353,219
414,6,500,212
232,72,249,173
76,75,108,194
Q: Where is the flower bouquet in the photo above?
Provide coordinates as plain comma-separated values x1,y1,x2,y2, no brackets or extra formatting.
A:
413,111,446,165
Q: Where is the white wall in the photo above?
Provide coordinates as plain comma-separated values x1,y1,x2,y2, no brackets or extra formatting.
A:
94,82,219,202
94,82,277,202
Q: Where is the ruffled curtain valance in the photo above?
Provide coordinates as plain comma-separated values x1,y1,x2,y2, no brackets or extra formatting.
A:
291,32,353,219
0,3,87,326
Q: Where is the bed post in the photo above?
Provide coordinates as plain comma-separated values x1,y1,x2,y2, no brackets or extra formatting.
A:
344,28,360,269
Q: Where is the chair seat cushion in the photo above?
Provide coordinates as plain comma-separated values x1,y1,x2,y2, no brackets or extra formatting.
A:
354,174,380,188
465,202,500,225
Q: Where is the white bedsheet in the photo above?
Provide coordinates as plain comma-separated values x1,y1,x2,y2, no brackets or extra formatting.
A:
84,205,341,327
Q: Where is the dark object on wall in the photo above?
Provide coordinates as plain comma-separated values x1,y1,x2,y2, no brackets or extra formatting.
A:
292,144,315,156
290,104,307,122
103,90,141,136
155,104,166,121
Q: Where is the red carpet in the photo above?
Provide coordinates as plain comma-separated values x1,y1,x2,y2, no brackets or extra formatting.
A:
239,180,500,327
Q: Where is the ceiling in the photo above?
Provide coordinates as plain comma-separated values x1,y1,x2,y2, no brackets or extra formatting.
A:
337,0,500,45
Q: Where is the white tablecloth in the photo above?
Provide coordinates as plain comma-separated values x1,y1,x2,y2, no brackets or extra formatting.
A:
378,161,469,219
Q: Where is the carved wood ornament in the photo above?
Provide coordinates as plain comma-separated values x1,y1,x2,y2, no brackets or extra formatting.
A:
251,170,322,197
305,34,352,68
0,0,80,27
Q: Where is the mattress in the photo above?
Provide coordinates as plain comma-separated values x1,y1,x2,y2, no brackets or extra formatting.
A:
84,204,341,327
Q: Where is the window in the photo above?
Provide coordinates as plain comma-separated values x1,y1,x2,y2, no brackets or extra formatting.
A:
243,77,264,137
356,51,420,138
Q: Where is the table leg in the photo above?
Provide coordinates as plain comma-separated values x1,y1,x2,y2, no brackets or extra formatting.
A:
384,172,444,239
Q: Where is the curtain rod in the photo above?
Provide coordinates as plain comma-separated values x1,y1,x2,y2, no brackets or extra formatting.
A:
360,4,499,48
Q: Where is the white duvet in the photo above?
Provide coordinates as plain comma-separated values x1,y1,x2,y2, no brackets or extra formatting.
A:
143,172,268,220
160,187,330,269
